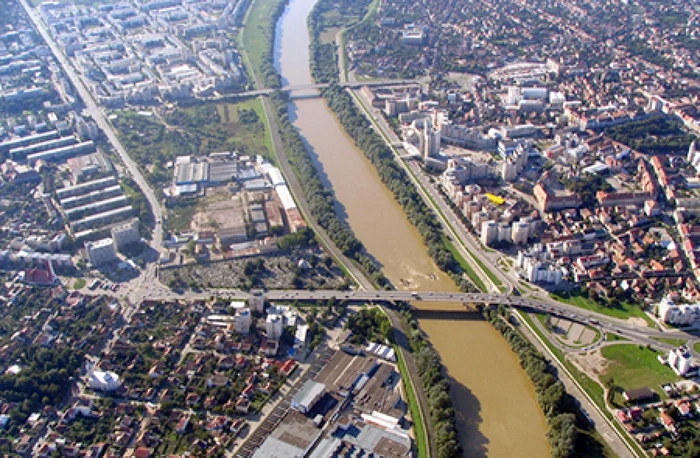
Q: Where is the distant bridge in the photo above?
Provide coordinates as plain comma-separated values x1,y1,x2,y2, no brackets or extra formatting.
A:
263,290,568,313
203,79,423,101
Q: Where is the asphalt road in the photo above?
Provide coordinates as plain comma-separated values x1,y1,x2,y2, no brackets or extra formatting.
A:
516,311,639,458
21,0,164,251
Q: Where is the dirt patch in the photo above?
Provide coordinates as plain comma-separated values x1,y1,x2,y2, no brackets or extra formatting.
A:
625,316,649,328
568,348,609,381
192,190,246,234
578,328,596,345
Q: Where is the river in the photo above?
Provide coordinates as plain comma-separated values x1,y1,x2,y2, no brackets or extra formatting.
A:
273,0,549,455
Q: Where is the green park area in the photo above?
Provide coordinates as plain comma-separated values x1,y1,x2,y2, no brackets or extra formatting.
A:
112,99,272,189
551,291,654,326
695,342,700,353
601,344,681,404
240,0,286,86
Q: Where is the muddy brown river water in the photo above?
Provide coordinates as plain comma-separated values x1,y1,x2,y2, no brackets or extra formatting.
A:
273,0,549,454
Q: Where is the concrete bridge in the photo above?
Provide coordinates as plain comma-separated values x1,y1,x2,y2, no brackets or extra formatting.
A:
224,289,696,344
203,79,423,101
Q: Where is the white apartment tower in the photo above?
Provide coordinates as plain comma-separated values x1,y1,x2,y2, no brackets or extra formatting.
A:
111,219,141,252
481,220,498,246
85,238,118,267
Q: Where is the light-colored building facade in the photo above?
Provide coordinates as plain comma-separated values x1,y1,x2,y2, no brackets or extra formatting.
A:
85,238,118,266
480,220,498,246
89,370,121,392
111,218,141,251
657,296,700,326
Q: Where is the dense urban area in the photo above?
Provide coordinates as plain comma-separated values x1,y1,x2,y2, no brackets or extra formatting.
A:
0,0,699,456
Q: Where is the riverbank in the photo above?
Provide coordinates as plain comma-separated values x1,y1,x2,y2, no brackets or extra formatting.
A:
295,0,553,455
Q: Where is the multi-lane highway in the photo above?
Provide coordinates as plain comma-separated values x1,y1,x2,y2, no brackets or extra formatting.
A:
125,286,698,349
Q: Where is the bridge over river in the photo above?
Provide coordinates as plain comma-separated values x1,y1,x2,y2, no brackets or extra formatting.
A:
200,79,423,101
210,289,697,348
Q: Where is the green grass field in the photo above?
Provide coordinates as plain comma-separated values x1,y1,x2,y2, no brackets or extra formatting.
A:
551,292,654,326
72,278,86,290
240,0,286,86
443,238,487,292
395,349,428,458
695,342,700,353
601,344,681,403
210,99,274,159
651,336,688,347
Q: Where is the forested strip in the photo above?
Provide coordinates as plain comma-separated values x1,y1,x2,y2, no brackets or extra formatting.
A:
308,1,341,83
258,0,285,89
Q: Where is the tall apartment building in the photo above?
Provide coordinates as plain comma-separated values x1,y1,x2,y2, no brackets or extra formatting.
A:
111,219,141,251
85,238,118,266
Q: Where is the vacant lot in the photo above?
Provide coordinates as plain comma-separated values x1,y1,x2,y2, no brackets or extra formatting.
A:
601,344,681,403
160,248,346,290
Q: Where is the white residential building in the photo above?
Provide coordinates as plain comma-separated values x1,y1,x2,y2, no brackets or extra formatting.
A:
657,296,700,326
89,370,121,392
233,308,252,335
687,140,699,174
266,314,283,341
85,238,118,266
111,218,140,251
497,223,511,243
511,221,529,245
526,262,563,284
481,220,498,246
667,347,693,377
517,246,564,285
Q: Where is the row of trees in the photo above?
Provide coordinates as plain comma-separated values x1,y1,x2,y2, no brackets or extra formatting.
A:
322,84,478,292
414,345,463,457
257,0,285,89
483,308,579,458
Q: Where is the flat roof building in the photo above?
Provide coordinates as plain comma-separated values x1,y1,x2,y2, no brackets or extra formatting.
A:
111,218,141,251
85,238,118,267
291,380,326,414
57,176,118,200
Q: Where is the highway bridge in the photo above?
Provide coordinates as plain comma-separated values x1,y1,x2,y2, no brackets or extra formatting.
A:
202,79,423,101
228,289,698,345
